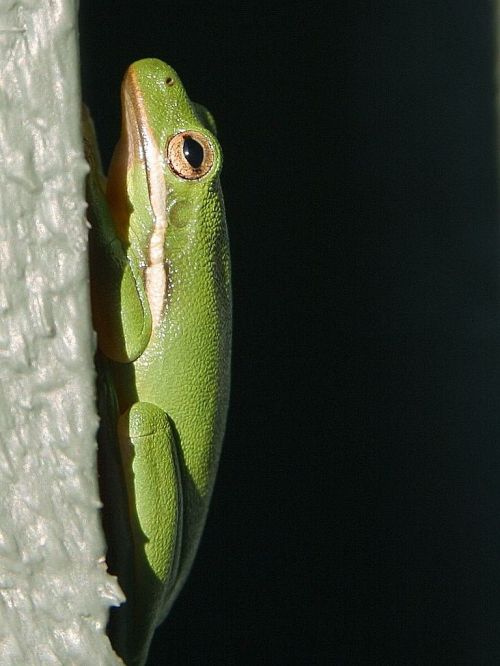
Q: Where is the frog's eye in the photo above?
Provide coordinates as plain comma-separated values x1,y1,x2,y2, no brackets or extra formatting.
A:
166,131,215,180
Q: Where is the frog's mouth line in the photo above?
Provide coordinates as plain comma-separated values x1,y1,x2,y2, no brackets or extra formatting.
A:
122,66,168,331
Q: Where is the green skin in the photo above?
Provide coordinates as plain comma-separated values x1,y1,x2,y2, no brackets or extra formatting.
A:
84,59,231,665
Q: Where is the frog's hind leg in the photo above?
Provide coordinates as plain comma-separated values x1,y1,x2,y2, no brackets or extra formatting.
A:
117,401,183,666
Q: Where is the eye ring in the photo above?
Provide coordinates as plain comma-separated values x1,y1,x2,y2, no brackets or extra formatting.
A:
166,131,215,180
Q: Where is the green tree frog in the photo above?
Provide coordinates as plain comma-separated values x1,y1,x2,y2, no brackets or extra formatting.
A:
83,58,231,665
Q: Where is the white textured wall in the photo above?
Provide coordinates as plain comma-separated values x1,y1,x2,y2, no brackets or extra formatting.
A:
0,1,123,663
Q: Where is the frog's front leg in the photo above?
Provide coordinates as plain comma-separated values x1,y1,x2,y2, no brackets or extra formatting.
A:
83,105,152,364
116,401,183,666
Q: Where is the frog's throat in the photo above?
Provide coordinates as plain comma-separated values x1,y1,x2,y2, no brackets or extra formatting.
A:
123,67,167,330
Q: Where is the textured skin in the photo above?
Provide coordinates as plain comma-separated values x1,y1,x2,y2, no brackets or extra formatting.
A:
85,59,231,665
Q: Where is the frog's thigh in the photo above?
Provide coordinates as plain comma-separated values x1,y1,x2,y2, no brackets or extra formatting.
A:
118,402,182,593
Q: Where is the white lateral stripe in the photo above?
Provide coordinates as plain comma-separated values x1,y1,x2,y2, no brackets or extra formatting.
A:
131,86,168,330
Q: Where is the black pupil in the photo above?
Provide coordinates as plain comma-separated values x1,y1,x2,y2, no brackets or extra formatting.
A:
183,136,204,169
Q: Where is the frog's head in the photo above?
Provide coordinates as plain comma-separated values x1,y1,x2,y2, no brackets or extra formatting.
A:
106,58,223,260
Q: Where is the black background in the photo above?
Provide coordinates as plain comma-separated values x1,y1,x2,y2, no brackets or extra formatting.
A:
80,3,498,664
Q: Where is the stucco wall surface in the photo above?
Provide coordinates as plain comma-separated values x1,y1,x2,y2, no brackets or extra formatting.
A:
0,2,123,663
